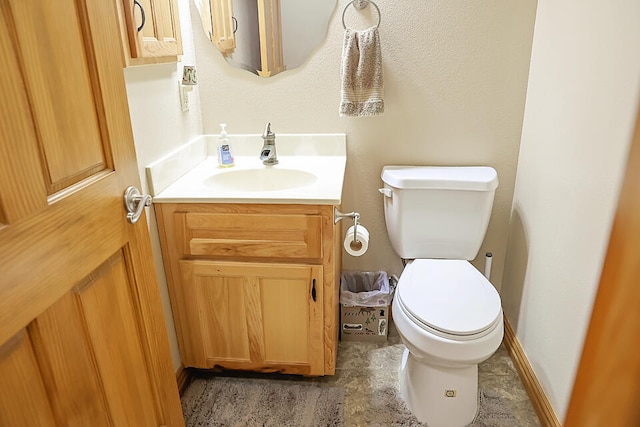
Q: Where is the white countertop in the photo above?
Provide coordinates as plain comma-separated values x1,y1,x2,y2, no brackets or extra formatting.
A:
153,155,346,205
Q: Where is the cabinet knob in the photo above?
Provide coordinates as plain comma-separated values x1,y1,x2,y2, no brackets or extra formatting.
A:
311,279,317,302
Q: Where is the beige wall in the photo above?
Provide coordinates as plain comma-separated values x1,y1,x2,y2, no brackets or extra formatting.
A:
193,0,537,287
121,2,640,420
124,0,537,371
501,0,640,421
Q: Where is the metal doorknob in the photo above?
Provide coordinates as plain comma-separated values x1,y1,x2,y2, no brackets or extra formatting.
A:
123,186,152,224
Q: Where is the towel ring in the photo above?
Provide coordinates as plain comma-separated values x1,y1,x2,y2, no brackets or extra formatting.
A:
342,0,381,30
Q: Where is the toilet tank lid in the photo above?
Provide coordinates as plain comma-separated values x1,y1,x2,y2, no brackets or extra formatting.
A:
381,166,498,191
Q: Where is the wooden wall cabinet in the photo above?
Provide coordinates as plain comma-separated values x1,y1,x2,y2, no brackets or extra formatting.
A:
116,0,183,66
156,203,341,376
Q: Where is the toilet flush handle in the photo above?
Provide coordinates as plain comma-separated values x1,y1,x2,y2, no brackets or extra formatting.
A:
378,188,392,198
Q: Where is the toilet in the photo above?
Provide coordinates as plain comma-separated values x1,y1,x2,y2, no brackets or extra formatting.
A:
380,166,503,427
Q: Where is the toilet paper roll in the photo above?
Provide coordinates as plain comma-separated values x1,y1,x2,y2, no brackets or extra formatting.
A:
344,224,369,256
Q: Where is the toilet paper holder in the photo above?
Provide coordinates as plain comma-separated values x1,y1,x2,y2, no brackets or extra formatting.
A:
334,208,361,244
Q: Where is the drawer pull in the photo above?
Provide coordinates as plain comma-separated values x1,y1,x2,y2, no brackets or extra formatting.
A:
311,279,316,302
134,0,146,32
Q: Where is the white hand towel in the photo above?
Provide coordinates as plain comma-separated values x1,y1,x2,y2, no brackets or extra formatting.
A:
339,27,384,117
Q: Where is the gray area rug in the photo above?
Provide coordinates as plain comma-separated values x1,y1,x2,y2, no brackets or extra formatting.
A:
473,389,522,426
362,387,520,426
182,375,520,427
181,377,344,426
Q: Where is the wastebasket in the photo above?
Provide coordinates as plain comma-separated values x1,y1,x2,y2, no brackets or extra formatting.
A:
340,271,395,342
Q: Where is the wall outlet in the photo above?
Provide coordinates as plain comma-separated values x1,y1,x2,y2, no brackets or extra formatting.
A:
179,83,189,111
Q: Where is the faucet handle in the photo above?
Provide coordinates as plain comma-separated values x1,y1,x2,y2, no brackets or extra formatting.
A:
262,122,275,139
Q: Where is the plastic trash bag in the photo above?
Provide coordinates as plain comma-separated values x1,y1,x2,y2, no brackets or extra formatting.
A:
340,271,395,307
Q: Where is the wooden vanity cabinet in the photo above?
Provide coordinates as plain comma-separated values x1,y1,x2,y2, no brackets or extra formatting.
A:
156,203,341,376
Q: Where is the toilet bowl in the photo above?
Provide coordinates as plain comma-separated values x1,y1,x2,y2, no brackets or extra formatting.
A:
379,165,503,427
392,259,503,427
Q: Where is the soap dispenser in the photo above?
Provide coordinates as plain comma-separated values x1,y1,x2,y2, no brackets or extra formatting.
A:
217,123,235,167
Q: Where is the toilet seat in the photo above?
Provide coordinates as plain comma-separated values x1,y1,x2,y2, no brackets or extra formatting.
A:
397,259,502,341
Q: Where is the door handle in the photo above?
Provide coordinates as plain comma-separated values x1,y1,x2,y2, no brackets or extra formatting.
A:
123,186,152,224
311,278,317,302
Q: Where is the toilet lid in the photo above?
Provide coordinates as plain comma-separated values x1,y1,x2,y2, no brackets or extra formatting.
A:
397,259,502,337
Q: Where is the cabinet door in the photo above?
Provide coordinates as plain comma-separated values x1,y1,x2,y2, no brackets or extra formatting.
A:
180,260,324,375
120,0,182,64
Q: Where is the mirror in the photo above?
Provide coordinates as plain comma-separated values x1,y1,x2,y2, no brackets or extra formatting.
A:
195,0,337,77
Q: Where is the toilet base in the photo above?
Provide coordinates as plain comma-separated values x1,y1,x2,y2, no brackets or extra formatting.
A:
399,348,479,427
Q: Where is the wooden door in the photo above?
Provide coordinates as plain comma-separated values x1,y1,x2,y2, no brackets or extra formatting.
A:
564,99,640,425
0,0,183,425
179,260,324,375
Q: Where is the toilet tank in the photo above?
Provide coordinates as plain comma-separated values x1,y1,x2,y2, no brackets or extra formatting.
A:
380,166,498,260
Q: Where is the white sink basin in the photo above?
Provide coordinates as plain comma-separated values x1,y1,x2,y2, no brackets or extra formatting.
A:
148,132,346,205
204,167,317,192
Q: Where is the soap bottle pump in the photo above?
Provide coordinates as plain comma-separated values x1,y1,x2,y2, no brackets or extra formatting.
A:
217,123,234,167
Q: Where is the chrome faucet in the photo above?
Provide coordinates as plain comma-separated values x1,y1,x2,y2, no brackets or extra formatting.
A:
260,122,278,166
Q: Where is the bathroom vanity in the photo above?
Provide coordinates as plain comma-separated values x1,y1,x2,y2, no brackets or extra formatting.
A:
156,203,339,375
149,134,346,376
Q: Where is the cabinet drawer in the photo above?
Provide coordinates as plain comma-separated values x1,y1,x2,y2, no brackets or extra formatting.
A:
175,212,323,259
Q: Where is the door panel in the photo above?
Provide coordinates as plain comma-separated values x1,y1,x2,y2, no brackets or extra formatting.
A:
0,0,183,425
180,262,252,366
262,276,316,364
29,292,111,426
76,250,161,426
0,332,56,426
259,265,323,372
9,0,108,194
0,4,47,224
